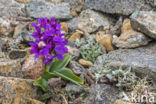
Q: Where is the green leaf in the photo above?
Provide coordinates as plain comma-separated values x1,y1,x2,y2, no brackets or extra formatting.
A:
42,71,55,81
49,54,71,72
41,65,55,80
112,70,119,75
103,69,111,74
116,83,121,87
33,77,48,92
54,68,83,85
106,74,113,80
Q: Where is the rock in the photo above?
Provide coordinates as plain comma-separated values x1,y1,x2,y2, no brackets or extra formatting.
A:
0,76,42,104
9,97,45,104
15,0,28,3
78,9,111,33
9,49,27,59
6,27,33,50
65,83,82,94
130,11,156,39
16,16,33,21
48,78,63,90
113,30,151,48
61,22,69,34
45,0,63,4
24,98,45,104
48,99,57,104
85,0,152,15
66,41,75,47
0,41,4,58
22,55,44,79
8,29,34,49
84,84,119,104
146,0,156,7
113,19,151,48
13,23,28,38
13,29,35,45
114,100,134,104
99,44,107,54
121,19,133,34
0,51,4,58
67,17,79,32
0,0,25,18
0,59,23,78
64,0,85,17
67,46,80,60
69,61,85,75
68,30,83,41
96,32,114,52
0,18,15,37
0,37,13,52
70,9,78,17
25,1,72,19
110,17,123,35
78,59,93,67
67,9,112,34
64,0,85,9
90,42,156,81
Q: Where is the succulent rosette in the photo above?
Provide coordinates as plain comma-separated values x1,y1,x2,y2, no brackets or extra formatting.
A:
29,17,68,64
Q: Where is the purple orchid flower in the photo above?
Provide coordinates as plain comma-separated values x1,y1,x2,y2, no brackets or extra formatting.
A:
29,17,68,64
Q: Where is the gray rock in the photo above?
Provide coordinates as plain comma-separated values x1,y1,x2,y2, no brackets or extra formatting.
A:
67,17,79,32
16,30,34,42
48,78,63,90
6,29,34,50
25,1,72,19
0,52,4,59
64,0,85,8
69,61,85,75
12,29,34,48
13,23,28,38
67,9,113,33
146,0,156,8
99,44,107,54
90,42,156,81
0,40,4,58
0,18,15,37
110,17,123,35
85,0,152,15
112,30,151,48
67,46,80,60
0,37,13,52
9,49,27,59
130,11,156,39
85,84,119,104
65,83,82,94
78,9,112,33
0,0,25,18
0,51,3,58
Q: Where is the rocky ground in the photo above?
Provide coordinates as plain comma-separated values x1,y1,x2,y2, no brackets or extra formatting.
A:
0,0,156,104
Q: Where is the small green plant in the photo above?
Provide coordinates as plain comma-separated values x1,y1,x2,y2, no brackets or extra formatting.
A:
75,36,102,63
95,67,137,89
131,77,154,96
127,77,155,103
